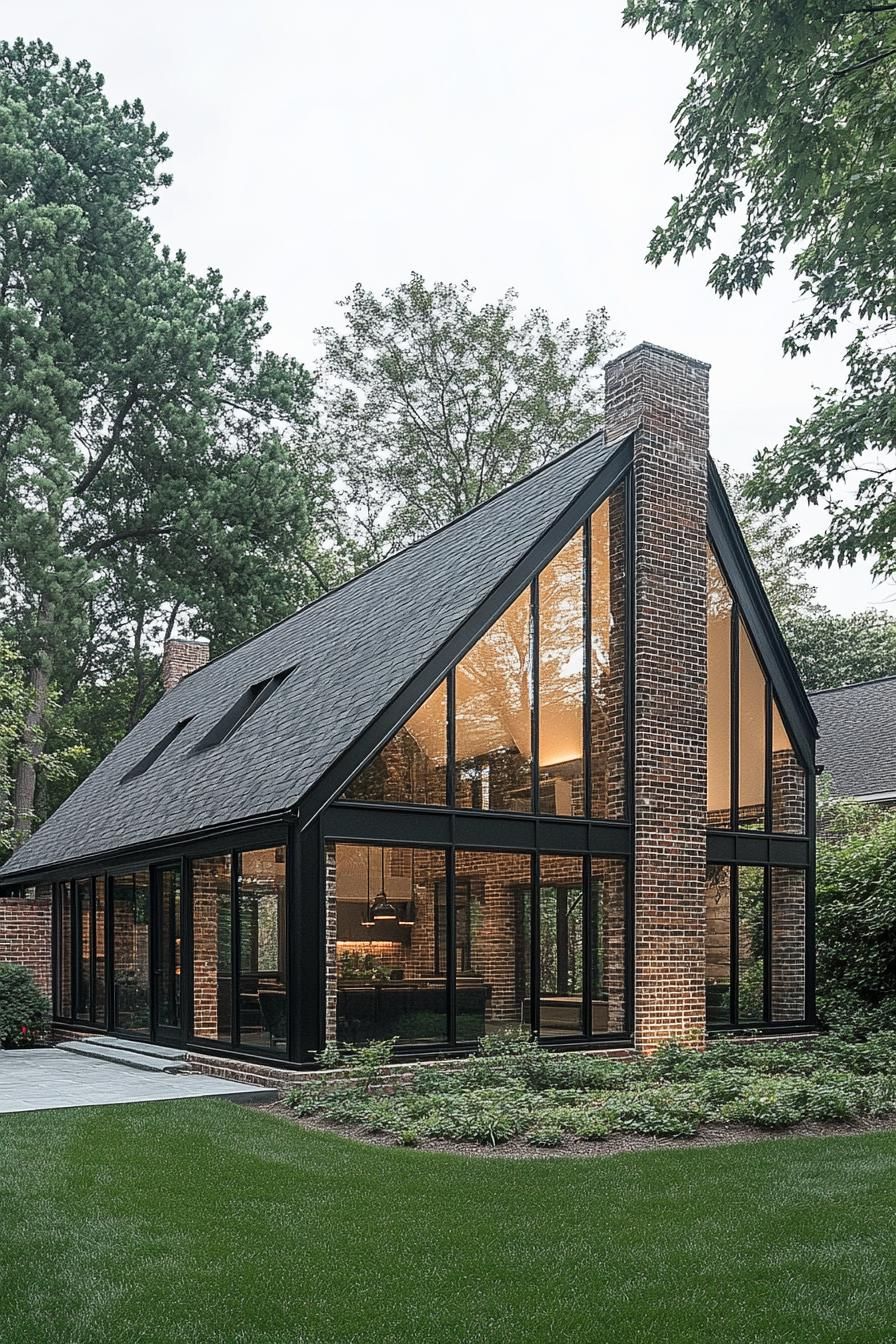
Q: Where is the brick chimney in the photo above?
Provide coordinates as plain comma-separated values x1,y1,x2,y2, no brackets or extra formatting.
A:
604,342,710,1052
161,637,210,692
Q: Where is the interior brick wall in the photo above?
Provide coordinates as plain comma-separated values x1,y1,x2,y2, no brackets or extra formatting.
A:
0,883,52,997
605,343,709,1052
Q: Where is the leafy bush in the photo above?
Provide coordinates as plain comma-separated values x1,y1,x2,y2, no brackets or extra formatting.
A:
817,808,896,1033
282,1031,896,1148
0,963,49,1047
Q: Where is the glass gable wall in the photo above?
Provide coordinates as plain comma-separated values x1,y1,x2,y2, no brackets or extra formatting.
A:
704,541,812,1028
340,487,628,820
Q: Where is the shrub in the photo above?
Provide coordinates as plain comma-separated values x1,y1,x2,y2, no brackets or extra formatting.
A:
0,963,49,1047
816,808,896,1032
721,1080,810,1128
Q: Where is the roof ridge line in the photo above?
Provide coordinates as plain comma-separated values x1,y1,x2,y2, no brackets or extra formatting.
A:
169,427,614,690
810,671,896,695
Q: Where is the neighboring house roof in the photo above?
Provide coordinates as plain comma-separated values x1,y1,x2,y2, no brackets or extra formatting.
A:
1,431,624,881
810,675,896,801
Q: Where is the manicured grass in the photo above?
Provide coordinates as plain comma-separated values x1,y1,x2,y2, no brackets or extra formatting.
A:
2,1100,896,1343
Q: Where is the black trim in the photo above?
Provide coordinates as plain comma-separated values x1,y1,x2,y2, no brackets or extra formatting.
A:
298,439,634,825
708,459,816,764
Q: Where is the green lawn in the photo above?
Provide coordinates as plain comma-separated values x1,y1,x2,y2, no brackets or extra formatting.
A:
3,1101,896,1343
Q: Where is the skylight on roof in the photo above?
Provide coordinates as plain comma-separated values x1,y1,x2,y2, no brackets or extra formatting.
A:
197,665,295,751
120,717,193,784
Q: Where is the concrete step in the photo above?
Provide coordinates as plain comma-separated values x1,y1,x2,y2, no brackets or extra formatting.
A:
56,1041,188,1074
83,1036,187,1063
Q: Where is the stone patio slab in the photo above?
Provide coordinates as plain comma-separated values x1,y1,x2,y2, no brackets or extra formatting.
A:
0,1048,274,1113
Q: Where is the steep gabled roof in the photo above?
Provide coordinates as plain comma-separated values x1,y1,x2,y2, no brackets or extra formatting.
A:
811,675,896,800
1,431,626,880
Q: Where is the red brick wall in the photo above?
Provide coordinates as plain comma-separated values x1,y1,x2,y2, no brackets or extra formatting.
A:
0,883,52,997
605,342,709,1052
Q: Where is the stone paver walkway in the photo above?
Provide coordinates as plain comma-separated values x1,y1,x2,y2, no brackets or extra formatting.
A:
0,1048,268,1113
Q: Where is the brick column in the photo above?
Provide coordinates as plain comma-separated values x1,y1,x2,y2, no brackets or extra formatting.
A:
604,343,709,1051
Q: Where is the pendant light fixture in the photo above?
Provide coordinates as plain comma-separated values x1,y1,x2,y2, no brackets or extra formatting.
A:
371,847,398,922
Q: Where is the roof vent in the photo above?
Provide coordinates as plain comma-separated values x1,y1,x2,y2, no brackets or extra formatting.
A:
196,666,295,751
121,717,193,784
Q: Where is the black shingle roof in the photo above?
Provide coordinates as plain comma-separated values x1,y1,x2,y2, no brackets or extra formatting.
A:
1,432,622,880
811,675,896,800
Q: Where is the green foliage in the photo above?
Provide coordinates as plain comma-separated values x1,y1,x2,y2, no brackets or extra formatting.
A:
283,1031,896,1146
816,810,896,1030
782,610,896,692
0,38,323,840
314,274,618,563
624,2,896,582
0,962,50,1046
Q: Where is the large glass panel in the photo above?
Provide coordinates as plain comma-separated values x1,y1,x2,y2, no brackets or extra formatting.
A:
94,876,106,1026
455,850,532,1040
237,847,287,1053
58,881,72,1019
191,854,233,1045
590,857,628,1034
771,700,806,835
74,878,92,1022
705,865,732,1025
770,867,806,1021
342,681,448,806
590,489,626,819
156,866,182,1033
333,843,447,1045
538,854,585,1037
738,622,767,829
455,590,532,812
707,547,733,828
736,866,765,1022
111,870,150,1035
538,536,584,816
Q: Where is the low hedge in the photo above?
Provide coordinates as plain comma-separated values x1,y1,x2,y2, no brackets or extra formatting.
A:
0,963,50,1047
283,1031,896,1148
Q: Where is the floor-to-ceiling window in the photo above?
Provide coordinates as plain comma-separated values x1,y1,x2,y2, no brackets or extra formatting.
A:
704,538,813,1028
328,841,629,1048
191,846,287,1055
111,870,150,1035
54,875,106,1028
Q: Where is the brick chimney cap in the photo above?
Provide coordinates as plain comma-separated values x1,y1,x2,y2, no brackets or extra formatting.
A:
605,341,711,372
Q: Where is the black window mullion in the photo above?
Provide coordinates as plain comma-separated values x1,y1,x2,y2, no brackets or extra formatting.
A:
530,851,540,1038
446,839,456,1045
89,877,98,1025
764,679,773,834
231,849,240,1050
731,603,739,830
583,522,593,818
730,865,740,1026
446,670,456,809
530,580,539,814
762,866,772,1024
104,871,113,1030
582,854,592,1038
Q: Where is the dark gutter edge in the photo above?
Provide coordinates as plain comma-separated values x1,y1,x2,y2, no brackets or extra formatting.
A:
0,809,294,889
296,435,635,827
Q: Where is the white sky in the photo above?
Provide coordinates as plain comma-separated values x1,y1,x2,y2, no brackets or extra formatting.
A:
11,0,892,614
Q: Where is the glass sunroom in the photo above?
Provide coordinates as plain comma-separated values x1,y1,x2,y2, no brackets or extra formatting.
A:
0,344,817,1068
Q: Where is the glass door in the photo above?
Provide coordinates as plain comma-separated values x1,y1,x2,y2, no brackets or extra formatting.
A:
152,865,183,1044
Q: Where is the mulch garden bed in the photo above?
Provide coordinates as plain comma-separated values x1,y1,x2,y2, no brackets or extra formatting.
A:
262,1100,896,1160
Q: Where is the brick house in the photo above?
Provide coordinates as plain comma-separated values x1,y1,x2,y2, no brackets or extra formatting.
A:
0,344,816,1066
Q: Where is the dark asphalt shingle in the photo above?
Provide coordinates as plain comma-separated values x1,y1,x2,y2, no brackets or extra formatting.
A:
811,676,896,800
1,432,621,879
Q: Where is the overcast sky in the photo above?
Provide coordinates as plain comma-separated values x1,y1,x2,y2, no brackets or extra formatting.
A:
11,0,891,614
